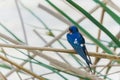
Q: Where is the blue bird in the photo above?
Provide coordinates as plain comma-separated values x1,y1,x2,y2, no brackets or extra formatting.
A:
66,26,92,72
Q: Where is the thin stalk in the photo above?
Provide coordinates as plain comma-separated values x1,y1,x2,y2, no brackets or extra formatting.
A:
15,0,34,76
0,43,120,60
99,61,112,74
27,24,63,32
94,4,106,72
0,23,23,43
38,3,72,25
0,72,7,80
104,62,112,79
107,71,120,76
95,72,112,80
16,71,23,80
108,0,120,13
96,8,105,53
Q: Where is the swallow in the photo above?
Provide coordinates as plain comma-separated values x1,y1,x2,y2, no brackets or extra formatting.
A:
66,25,92,72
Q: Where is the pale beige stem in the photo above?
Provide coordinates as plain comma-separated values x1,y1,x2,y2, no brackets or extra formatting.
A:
94,4,106,68
81,64,120,68
0,72,7,80
108,0,120,13
38,3,72,25
107,70,120,76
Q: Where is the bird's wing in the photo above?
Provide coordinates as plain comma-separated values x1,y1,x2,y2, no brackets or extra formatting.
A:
67,33,92,72
77,33,85,44
74,45,90,63
66,33,75,47
67,33,89,63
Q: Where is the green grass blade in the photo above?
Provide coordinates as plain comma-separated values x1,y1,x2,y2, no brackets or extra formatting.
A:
66,0,120,47
0,63,12,69
0,23,24,43
94,0,120,25
19,2,54,37
46,0,113,54
108,41,118,48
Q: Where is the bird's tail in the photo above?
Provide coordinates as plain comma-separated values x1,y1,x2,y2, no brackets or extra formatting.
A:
86,61,92,73
83,46,93,72
84,46,92,65
86,50,92,64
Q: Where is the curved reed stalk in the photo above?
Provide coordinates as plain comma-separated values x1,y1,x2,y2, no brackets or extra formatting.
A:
15,0,34,76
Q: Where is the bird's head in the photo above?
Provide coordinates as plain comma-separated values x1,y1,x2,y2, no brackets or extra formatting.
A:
69,26,78,33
